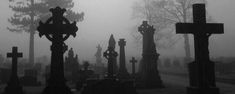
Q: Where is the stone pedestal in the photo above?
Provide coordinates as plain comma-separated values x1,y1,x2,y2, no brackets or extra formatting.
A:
137,21,164,88
117,39,130,80
187,60,218,94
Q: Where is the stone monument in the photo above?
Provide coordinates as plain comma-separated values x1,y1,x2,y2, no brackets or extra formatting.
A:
176,4,224,94
137,21,164,88
37,7,78,94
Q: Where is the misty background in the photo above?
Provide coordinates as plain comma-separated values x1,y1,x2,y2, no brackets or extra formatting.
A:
0,0,235,64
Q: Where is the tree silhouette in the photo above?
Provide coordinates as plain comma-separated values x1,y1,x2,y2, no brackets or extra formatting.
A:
8,0,84,64
132,0,212,60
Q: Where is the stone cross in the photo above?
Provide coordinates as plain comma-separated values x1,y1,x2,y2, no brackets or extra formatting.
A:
137,21,163,88
103,34,118,79
7,47,22,81
130,57,137,75
118,38,129,79
176,4,223,94
4,46,23,94
37,7,78,94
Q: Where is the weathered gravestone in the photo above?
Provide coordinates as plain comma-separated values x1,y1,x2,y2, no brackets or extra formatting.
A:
37,7,78,94
95,44,103,66
65,48,80,72
103,34,118,78
3,47,24,94
20,69,41,86
130,57,137,76
94,44,105,77
117,38,130,80
64,48,80,82
137,21,164,88
75,61,95,91
81,35,137,94
176,4,224,94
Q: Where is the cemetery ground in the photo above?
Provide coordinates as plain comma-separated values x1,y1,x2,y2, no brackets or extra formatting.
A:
0,74,234,94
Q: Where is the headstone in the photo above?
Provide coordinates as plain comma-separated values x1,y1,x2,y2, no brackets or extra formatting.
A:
3,47,24,94
103,34,118,79
37,7,78,94
81,35,137,94
65,48,80,72
64,48,80,82
130,57,137,76
137,21,164,88
176,4,224,94
95,44,103,65
117,39,130,79
94,44,105,77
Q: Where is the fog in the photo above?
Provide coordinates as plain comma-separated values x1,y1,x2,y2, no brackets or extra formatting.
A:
0,0,235,63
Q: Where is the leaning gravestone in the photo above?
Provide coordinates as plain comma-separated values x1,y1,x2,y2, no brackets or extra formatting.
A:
176,4,224,94
3,47,24,94
37,7,78,94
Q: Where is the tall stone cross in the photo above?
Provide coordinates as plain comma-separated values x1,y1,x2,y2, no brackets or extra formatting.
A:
118,38,129,79
37,7,78,94
130,57,137,75
4,46,23,94
176,4,223,94
138,21,163,88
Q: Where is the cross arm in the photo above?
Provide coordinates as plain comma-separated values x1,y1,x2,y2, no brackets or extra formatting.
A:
176,23,224,34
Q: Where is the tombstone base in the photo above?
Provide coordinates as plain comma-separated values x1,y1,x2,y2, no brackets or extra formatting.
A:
187,86,220,94
117,71,130,80
3,85,24,94
42,85,72,94
136,59,164,89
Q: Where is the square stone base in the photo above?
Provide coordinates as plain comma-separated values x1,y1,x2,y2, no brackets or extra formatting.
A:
187,86,220,94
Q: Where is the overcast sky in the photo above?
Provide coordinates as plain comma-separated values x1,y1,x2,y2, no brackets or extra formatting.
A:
0,0,235,62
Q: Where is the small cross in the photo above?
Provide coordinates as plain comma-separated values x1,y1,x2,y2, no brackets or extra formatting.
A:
7,47,23,82
130,57,137,75
7,47,23,63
